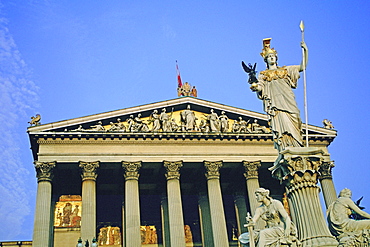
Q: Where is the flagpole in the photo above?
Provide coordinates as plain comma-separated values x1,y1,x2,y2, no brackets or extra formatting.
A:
300,20,309,147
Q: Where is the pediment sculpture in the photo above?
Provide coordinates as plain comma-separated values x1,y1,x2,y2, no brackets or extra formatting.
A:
64,106,271,134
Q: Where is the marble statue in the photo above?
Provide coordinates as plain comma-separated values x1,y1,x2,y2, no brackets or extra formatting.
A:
243,38,307,151
160,108,172,132
90,121,105,131
206,109,220,132
219,111,229,132
327,188,370,245
238,117,251,133
232,120,241,133
252,119,269,133
181,105,196,131
28,114,41,126
150,110,161,132
127,115,135,132
239,188,300,247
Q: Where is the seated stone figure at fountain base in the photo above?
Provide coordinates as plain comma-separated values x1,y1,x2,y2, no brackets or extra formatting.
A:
239,188,300,247
327,188,370,246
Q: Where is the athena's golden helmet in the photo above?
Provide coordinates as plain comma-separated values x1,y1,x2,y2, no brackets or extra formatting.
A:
260,38,277,58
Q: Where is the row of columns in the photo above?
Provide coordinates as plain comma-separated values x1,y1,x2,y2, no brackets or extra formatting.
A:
32,158,337,247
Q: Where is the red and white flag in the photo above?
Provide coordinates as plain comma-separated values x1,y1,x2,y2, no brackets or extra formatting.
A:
176,60,182,88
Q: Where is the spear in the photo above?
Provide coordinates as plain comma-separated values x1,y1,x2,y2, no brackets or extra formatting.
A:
300,20,309,147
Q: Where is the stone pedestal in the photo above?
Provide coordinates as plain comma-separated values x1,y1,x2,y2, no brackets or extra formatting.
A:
122,161,142,247
33,161,56,247
319,161,337,208
280,147,338,247
204,161,229,247
80,161,99,242
164,161,186,247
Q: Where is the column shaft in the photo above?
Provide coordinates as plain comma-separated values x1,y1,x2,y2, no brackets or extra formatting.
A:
280,148,338,247
319,161,337,208
122,161,142,247
198,195,214,247
32,161,55,247
243,161,264,229
164,161,186,247
234,195,247,237
204,161,229,247
80,161,99,241
33,181,53,247
161,196,170,247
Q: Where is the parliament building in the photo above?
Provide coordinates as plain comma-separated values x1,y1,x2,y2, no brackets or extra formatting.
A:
26,96,338,247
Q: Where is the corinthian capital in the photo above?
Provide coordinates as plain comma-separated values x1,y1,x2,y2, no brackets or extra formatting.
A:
79,161,99,181
243,161,261,179
34,161,56,182
122,161,142,180
164,161,183,180
204,161,223,180
319,161,335,180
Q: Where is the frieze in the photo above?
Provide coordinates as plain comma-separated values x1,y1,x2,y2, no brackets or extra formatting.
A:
63,107,271,135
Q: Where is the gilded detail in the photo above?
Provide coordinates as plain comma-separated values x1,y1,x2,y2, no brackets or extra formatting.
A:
79,161,99,181
34,161,56,182
243,161,261,179
204,161,222,180
260,66,288,82
122,161,142,180
164,161,183,180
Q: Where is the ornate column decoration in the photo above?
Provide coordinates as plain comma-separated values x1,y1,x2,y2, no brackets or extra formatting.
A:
204,161,229,247
122,161,142,247
33,161,56,247
79,161,99,241
164,161,186,247
198,193,214,247
280,148,338,247
319,161,337,208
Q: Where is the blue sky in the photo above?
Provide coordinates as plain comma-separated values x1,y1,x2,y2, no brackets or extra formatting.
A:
1,0,370,241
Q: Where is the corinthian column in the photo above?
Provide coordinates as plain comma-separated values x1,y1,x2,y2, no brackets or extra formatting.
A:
280,148,338,247
319,161,337,208
79,161,99,241
33,161,56,247
243,160,264,229
122,161,142,247
164,161,186,247
204,161,229,247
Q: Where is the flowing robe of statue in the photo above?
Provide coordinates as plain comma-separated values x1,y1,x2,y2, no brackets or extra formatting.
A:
255,65,303,151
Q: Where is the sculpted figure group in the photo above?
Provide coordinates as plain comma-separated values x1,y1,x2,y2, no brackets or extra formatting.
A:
67,105,271,134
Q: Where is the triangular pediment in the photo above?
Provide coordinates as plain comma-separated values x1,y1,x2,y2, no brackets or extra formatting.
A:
27,97,336,136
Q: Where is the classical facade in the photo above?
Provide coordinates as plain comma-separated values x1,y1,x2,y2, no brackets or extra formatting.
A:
27,97,338,247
